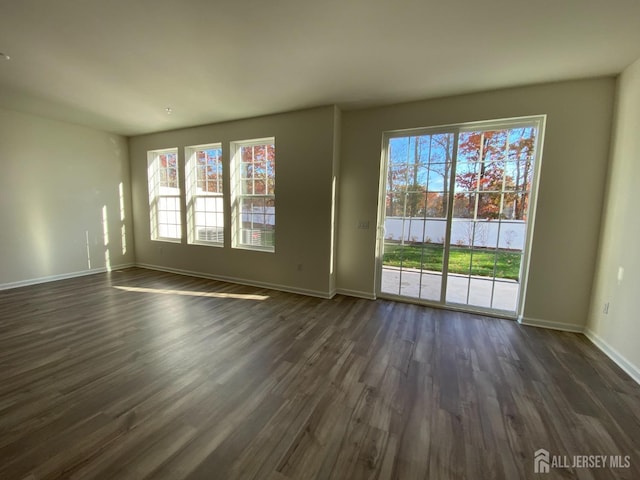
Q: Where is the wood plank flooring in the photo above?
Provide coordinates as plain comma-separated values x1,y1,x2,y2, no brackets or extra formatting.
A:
0,267,639,479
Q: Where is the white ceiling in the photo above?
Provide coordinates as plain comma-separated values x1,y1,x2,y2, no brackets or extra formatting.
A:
1,0,639,136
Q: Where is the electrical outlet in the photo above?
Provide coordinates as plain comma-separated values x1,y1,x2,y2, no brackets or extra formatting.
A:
357,220,370,229
603,302,609,315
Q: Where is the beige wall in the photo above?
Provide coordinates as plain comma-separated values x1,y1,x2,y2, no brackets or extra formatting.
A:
0,107,134,286
1,78,623,337
587,58,640,382
129,106,339,297
336,78,616,328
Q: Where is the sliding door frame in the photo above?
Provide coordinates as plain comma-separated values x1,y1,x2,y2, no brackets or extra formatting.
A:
375,115,546,320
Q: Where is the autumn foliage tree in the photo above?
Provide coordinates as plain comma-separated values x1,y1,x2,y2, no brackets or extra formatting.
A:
240,143,275,195
454,128,535,220
196,149,222,193
386,128,535,226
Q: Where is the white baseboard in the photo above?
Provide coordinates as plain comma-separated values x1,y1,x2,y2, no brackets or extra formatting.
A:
136,263,334,299
4,264,638,386
334,288,376,300
517,315,585,333
584,328,640,385
0,263,136,291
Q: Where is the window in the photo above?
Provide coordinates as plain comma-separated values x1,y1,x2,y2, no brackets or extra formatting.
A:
185,144,225,246
147,148,182,241
231,138,276,251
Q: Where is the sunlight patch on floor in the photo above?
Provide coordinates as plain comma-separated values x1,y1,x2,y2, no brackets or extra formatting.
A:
113,285,268,300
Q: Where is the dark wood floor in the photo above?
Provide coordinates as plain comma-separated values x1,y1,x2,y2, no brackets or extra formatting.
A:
0,268,638,480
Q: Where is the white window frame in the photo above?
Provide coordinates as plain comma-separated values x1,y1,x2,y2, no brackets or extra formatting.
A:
147,148,182,242
185,143,225,247
230,137,276,252
375,116,546,319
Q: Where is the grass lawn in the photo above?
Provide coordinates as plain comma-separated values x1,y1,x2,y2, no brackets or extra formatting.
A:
383,243,521,280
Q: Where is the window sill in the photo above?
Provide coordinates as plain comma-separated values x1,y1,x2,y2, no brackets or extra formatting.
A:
189,241,224,248
232,244,275,253
151,237,182,244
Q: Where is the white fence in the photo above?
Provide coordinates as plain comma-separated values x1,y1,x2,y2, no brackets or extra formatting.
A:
384,217,526,250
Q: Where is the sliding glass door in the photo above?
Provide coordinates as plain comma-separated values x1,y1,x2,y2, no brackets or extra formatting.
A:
377,117,544,317
381,131,455,302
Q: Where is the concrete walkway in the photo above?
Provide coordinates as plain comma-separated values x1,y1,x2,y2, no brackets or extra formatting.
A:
381,266,519,312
